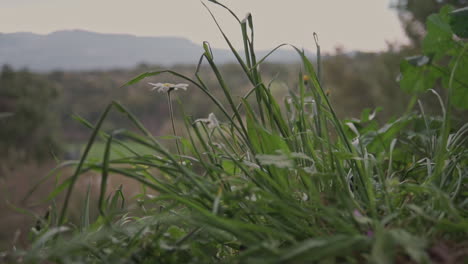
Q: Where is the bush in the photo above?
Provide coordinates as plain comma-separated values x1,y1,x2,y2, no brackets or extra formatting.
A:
0,65,62,164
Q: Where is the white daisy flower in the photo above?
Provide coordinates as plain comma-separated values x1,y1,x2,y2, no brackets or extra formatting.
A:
148,82,188,93
195,113,219,129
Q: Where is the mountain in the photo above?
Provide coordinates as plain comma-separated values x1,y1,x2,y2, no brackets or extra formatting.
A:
0,30,309,72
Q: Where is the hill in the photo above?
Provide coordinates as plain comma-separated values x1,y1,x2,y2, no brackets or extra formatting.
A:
0,30,308,71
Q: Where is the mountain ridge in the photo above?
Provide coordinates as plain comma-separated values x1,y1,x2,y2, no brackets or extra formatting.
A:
0,30,309,72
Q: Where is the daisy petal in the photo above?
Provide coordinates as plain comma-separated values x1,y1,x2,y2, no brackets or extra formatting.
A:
174,83,189,88
148,82,164,87
157,86,170,93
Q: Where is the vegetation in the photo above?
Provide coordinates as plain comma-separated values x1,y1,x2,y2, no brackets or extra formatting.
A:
0,55,410,161
393,0,466,47
1,2,468,263
0,66,62,164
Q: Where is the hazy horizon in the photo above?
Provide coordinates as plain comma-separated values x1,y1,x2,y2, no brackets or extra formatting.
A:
1,0,408,53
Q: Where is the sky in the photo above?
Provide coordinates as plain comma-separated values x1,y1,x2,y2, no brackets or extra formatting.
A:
0,0,407,53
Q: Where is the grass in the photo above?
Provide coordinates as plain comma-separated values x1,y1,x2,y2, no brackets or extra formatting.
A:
2,1,467,263
66,141,156,161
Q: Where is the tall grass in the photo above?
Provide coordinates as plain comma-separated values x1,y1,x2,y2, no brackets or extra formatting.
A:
3,1,467,263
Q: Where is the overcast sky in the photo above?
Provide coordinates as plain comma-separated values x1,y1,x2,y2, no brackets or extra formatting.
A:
1,0,407,53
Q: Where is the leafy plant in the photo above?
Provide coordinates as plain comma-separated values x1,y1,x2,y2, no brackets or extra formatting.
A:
399,6,468,109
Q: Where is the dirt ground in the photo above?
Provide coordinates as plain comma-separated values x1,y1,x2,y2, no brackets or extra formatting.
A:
0,161,144,251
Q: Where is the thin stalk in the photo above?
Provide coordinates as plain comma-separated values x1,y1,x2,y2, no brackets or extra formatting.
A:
431,45,467,185
58,103,114,225
167,91,182,160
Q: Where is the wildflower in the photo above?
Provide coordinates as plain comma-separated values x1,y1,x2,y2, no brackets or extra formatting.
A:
303,74,310,84
353,209,363,218
353,209,372,224
148,82,188,158
246,193,257,202
294,191,309,201
195,113,219,129
148,82,188,93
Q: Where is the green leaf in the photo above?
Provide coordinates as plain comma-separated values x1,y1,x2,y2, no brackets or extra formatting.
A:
31,227,70,250
450,6,468,38
389,229,429,263
371,229,429,264
80,184,91,230
246,105,289,155
406,55,431,67
256,153,294,168
360,107,382,123
167,226,186,240
399,58,441,93
279,235,367,262
222,160,237,174
108,185,125,212
371,229,396,264
445,52,468,109
423,6,456,59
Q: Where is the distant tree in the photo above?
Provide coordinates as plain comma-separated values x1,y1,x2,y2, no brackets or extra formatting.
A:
393,0,467,47
0,65,62,163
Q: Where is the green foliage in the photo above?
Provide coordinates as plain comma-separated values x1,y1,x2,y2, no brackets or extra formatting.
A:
399,6,468,109
0,65,62,163
393,0,466,46
3,3,467,264
450,6,468,38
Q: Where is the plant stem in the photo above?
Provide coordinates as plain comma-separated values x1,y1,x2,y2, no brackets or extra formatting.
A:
167,91,182,160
